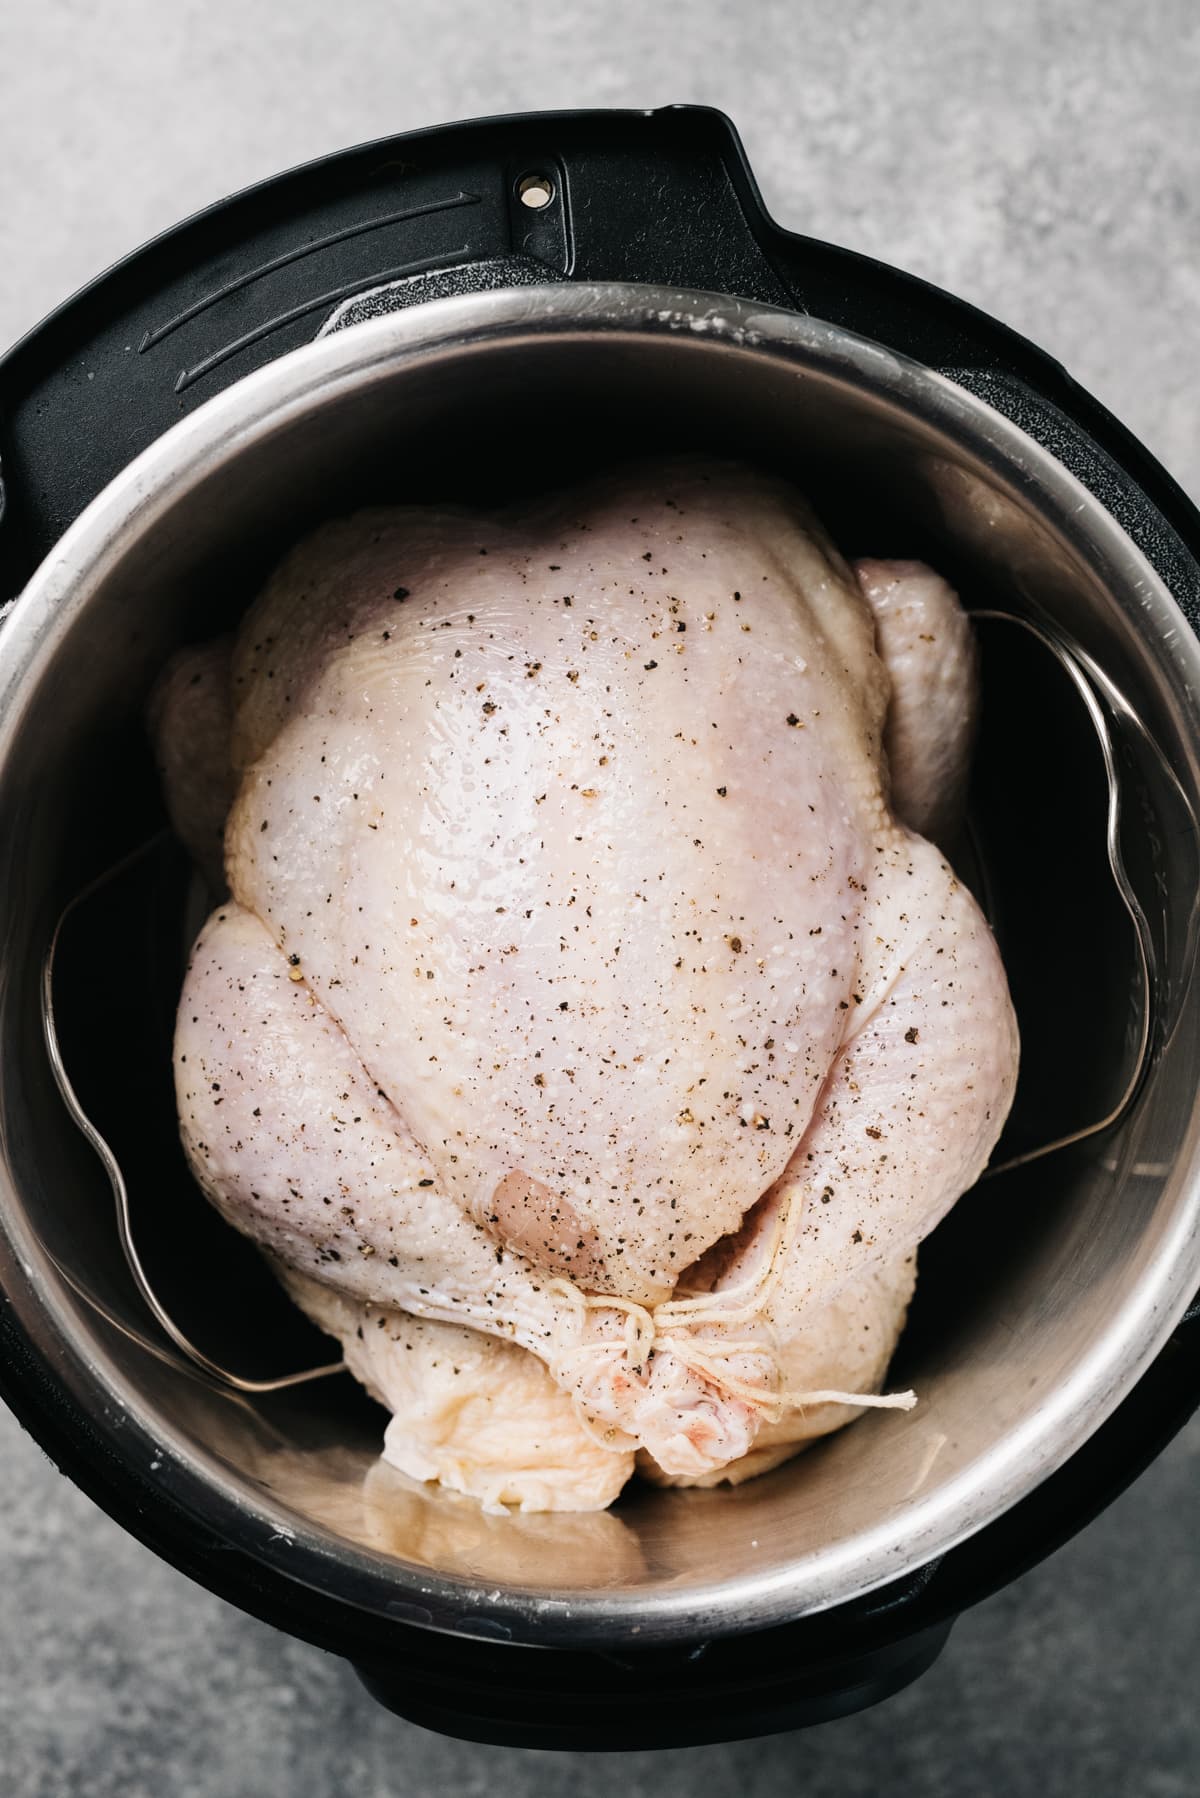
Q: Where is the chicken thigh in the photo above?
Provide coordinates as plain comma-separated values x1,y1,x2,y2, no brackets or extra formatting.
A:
166,459,1018,1507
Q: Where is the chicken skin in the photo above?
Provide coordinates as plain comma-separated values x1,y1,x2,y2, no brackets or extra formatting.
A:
162,460,1017,1509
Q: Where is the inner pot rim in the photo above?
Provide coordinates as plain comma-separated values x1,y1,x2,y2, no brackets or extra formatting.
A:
2,281,1199,1649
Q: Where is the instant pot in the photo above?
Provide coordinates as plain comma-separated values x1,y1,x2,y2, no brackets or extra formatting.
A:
1,107,1198,1749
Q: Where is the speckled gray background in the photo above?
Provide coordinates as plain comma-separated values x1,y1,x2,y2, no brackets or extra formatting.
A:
1,2,1198,1793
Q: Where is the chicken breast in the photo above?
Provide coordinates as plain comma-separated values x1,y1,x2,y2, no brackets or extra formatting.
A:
164,459,1018,1506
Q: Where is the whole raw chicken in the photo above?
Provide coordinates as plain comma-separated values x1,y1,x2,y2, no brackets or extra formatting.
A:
157,460,1018,1513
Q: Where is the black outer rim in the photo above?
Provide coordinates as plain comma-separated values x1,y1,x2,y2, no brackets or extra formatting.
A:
0,105,1198,1748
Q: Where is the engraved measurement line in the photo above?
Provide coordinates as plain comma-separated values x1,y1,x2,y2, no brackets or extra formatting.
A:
141,191,482,352
172,247,472,393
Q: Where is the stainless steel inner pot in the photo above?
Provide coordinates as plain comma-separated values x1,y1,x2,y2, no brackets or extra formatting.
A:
2,284,1199,1650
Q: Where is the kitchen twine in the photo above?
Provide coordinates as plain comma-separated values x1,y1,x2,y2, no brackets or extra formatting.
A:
549,1184,916,1455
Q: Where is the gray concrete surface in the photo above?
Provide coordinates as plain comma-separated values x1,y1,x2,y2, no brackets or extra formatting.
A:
1,1,1198,1792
